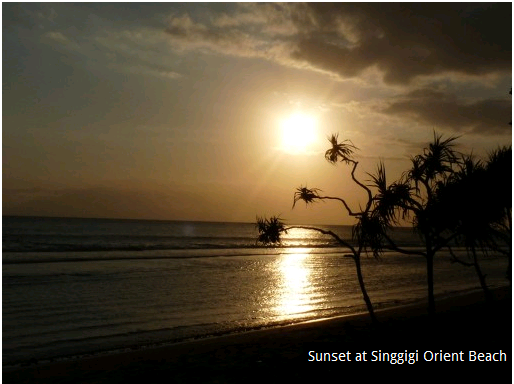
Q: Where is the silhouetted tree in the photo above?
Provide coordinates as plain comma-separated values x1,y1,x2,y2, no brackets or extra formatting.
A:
256,134,383,324
368,133,462,315
438,155,496,301
369,134,511,314
483,146,512,281
438,146,511,299
258,132,510,320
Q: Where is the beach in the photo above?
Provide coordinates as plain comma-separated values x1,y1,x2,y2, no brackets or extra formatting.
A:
3,218,511,382
4,287,511,383
4,3,511,382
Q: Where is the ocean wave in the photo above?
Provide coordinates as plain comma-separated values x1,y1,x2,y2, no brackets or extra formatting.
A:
2,247,428,265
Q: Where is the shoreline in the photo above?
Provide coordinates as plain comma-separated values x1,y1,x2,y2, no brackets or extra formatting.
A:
2,284,502,369
4,286,511,383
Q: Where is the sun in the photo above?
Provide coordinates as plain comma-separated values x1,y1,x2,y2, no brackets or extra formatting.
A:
280,112,317,153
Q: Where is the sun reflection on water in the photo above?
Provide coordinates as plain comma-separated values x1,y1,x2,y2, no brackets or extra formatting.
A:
274,250,316,319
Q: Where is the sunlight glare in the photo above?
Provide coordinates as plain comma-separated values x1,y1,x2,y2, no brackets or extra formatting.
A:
274,252,315,318
280,112,317,153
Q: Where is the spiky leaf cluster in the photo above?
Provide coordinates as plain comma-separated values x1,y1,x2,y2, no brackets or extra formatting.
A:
293,186,322,208
353,213,387,258
435,147,512,252
405,133,460,193
256,216,287,245
368,162,413,226
325,134,357,165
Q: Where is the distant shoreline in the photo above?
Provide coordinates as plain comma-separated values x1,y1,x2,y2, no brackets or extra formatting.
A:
3,215,414,228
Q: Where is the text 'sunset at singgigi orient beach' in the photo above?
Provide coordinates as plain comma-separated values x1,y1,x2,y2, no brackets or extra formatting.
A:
308,350,507,364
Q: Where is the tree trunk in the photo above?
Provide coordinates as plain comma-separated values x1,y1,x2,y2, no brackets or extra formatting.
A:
472,246,493,302
354,255,378,324
506,230,512,284
426,252,435,316
507,208,511,283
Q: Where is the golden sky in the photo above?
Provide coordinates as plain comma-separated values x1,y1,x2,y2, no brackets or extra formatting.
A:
3,3,512,225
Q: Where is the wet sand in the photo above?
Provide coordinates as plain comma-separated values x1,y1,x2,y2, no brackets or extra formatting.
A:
4,287,511,383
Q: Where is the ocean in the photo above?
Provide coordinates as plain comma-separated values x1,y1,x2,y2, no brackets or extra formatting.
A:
2,216,509,367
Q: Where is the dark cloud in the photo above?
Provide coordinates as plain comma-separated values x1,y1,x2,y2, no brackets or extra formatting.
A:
292,3,511,84
382,89,512,134
165,3,511,84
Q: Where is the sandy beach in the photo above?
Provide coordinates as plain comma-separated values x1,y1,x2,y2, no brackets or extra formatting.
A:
4,286,511,383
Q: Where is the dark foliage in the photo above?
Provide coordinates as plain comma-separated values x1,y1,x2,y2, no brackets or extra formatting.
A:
256,216,287,245
324,134,357,164
292,186,322,208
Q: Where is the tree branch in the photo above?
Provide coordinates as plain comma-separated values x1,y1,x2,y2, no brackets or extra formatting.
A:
349,160,373,211
433,232,458,253
317,196,363,217
285,225,357,255
447,246,474,267
381,232,426,257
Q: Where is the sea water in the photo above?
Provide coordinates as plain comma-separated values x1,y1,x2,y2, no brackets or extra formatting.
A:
2,216,509,367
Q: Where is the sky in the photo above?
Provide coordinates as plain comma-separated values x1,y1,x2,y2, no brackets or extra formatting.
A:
2,3,512,225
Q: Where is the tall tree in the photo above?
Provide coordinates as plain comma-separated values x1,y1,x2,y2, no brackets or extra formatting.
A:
438,155,496,301
368,133,462,315
482,146,512,281
256,134,383,323
369,134,511,314
432,146,511,299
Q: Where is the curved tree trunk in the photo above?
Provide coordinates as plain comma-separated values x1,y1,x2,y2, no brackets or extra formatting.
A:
354,255,378,324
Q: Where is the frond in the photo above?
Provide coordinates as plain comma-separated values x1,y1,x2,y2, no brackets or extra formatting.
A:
422,132,461,181
451,154,485,182
403,133,461,197
256,216,287,245
367,161,387,194
372,182,413,225
405,155,424,185
353,213,386,258
324,133,358,165
293,186,322,208
487,145,512,176
485,146,512,212
369,162,414,225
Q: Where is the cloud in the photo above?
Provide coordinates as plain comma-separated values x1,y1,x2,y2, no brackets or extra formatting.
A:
381,89,512,135
164,12,283,59
164,3,511,85
125,65,183,80
45,31,68,42
211,3,301,36
44,31,82,51
292,3,511,84
164,4,313,63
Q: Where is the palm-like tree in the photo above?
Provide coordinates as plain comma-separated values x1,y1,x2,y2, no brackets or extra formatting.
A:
370,134,510,314
368,133,461,315
437,155,496,300
436,146,512,298
257,135,383,324
486,146,512,231
484,146,512,281
257,132,509,320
